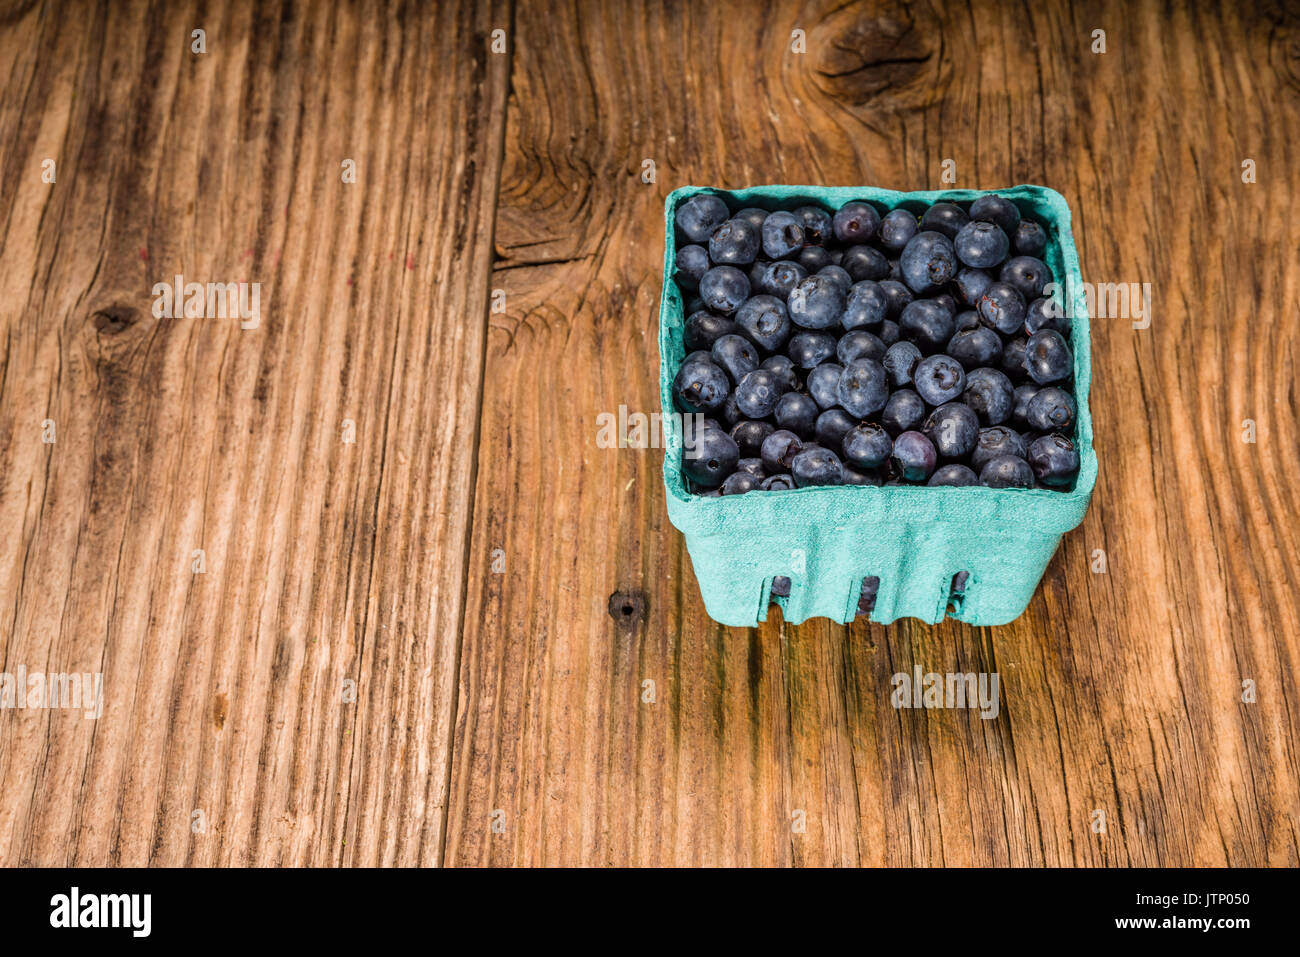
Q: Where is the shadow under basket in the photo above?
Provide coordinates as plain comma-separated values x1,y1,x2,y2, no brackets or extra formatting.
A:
659,184,1098,627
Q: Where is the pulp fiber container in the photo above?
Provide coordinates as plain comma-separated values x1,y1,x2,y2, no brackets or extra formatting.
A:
659,184,1098,627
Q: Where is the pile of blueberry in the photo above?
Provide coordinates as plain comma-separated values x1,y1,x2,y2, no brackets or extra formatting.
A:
670,193,1080,495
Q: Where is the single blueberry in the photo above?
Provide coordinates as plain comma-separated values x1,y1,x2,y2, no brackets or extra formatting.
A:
735,456,766,477
946,327,1003,369
796,245,833,271
720,471,760,495
977,280,1027,335
788,275,847,329
817,264,853,292
759,474,797,491
923,402,980,459
815,408,856,448
682,425,739,489
673,358,730,413
878,319,901,346
1026,385,1077,432
927,463,979,487
883,340,922,388
953,220,1011,269
734,207,770,229
891,430,938,481
1025,295,1070,336
761,354,801,392
979,454,1034,488
730,419,775,457
842,281,890,331
1002,335,1030,381
931,292,958,316
837,330,886,365
962,367,1015,426
878,208,919,253
1010,384,1040,430
1012,219,1047,258
711,333,760,384
1000,255,1053,300
792,447,844,487
684,311,738,350
760,210,805,259
833,201,882,244
912,354,966,406
954,267,994,306
842,466,883,486
1025,329,1074,384
699,265,751,313
675,244,711,292
806,363,845,411
1028,434,1080,487
719,392,743,429
968,194,1021,235
760,429,804,474
734,295,792,352
899,299,956,354
841,245,890,282
709,218,762,266
878,279,914,317
842,422,893,469
900,230,958,294
787,331,837,369
971,426,1028,473
881,388,926,435
734,368,787,418
837,358,890,418
675,194,729,243
757,260,808,299
919,202,969,240
953,310,981,333
793,205,833,245
775,392,819,439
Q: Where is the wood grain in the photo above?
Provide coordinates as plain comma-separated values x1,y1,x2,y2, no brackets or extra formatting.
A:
1,0,1298,868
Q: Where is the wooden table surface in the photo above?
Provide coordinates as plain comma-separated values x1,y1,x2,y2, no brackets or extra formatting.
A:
1,0,1297,867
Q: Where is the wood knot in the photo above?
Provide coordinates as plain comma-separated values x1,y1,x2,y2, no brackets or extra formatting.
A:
608,590,647,628
91,305,138,336
812,8,936,105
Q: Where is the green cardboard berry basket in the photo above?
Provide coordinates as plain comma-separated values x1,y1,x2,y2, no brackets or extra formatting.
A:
659,184,1098,626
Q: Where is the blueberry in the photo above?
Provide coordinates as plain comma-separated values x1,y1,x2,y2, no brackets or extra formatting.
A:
673,358,730,413
971,426,1028,473
923,402,979,459
977,280,1027,335
1025,296,1070,336
815,408,857,448
720,471,760,495
842,281,889,331
881,388,926,435
953,220,1010,269
837,330,886,365
968,194,1021,235
842,421,893,469
760,429,804,474
817,264,853,292
837,358,890,417
735,295,792,352
927,464,978,487
682,424,739,489
1012,220,1047,258
699,265,751,313
1026,385,1077,432
709,218,761,265
759,474,795,491
711,333,760,384
788,275,847,329
833,201,882,244
999,256,1052,300
842,466,883,486
761,354,801,391
878,208,919,253
1028,433,1080,487
1010,384,1039,430
912,354,966,406
735,456,766,477
796,245,832,271
1002,335,1029,381
931,292,958,316
1025,329,1073,384
761,210,805,259
748,258,771,289
891,430,937,481
793,205,833,245
734,368,787,418
719,392,743,429
962,367,1015,426
954,267,994,306
900,231,958,294
787,331,837,369
806,363,845,410
883,340,922,389
841,245,890,282
979,454,1033,488
734,207,770,229
774,392,819,438
730,419,775,457
684,311,738,350
791,447,843,487
878,319,901,346
946,326,1003,369
899,299,956,353
675,244,711,291
675,194,729,243
757,260,808,299
953,310,981,333
878,279,914,317
919,202,969,239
